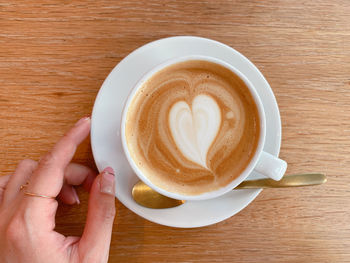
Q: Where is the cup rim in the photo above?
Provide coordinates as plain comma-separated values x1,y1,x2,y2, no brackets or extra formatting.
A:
121,55,266,201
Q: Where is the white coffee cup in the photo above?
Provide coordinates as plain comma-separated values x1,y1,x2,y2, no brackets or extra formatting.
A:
121,55,287,201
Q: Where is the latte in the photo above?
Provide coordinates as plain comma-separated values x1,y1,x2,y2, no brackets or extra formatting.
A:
125,60,260,195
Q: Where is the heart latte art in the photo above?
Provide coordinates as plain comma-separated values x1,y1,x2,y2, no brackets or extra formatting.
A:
125,60,260,195
169,94,221,169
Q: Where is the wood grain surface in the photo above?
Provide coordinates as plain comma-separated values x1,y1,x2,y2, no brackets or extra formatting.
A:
1,1,349,262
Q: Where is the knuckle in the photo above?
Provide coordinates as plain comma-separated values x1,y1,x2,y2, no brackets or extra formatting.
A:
104,206,116,221
5,215,24,243
60,136,76,152
61,132,75,145
17,159,37,169
61,133,70,144
39,152,56,167
55,134,76,159
98,202,116,221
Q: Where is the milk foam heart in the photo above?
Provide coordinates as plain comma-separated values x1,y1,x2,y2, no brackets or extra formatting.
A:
169,94,221,169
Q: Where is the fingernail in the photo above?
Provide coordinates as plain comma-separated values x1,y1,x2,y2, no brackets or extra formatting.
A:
72,188,80,205
74,115,91,126
100,167,115,196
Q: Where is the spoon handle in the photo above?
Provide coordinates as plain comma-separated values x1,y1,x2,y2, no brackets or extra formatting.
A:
235,173,326,189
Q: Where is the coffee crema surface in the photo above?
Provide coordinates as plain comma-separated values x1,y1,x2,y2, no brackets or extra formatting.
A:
125,60,260,195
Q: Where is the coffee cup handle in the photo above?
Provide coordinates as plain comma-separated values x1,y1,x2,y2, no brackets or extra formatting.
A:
254,151,287,181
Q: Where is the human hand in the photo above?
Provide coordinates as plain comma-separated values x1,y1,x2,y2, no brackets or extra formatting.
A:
0,116,116,263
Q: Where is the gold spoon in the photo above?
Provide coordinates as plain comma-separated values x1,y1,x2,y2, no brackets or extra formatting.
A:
132,173,326,209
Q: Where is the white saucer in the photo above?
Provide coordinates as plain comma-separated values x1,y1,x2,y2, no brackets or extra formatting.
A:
91,36,282,228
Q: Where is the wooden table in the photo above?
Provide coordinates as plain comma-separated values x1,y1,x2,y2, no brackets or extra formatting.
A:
1,1,349,262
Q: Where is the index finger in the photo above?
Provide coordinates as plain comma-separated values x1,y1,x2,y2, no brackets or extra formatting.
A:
27,116,91,198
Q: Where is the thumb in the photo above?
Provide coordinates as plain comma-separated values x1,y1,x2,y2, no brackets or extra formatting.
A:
79,167,116,262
